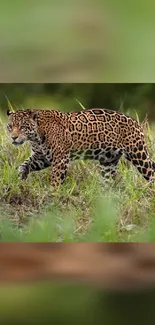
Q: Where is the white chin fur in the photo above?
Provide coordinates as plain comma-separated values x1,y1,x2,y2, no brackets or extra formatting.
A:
12,139,25,145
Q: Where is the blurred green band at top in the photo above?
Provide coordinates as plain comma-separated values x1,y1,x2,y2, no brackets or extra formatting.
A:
0,0,154,82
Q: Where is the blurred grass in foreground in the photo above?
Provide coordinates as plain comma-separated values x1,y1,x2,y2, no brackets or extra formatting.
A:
0,282,97,325
0,282,155,324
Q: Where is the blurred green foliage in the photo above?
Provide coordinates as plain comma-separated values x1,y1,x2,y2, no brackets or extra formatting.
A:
1,83,155,120
0,1,155,82
0,282,155,325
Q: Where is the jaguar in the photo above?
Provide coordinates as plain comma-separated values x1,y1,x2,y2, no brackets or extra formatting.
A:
6,108,155,188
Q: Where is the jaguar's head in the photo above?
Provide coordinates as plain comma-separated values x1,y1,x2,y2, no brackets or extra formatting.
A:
6,109,39,145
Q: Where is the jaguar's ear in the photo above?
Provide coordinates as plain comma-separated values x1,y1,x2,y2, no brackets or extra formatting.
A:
30,110,39,121
7,110,12,116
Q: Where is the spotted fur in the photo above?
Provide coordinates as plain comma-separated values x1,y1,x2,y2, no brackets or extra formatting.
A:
6,108,155,188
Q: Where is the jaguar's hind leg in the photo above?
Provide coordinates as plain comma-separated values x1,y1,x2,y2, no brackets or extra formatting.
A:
125,146,155,182
99,151,122,185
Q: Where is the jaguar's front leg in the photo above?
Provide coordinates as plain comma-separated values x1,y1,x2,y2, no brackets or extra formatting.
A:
18,153,51,180
50,150,70,189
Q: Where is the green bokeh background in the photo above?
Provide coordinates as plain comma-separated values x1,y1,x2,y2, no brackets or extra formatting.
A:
1,83,155,121
0,282,155,325
0,0,155,82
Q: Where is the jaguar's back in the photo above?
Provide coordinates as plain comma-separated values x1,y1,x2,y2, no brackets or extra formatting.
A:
67,108,143,151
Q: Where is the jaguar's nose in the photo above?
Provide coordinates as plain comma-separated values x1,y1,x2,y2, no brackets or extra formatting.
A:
12,135,18,141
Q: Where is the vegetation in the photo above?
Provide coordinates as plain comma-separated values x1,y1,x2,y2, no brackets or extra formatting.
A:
1,0,155,84
1,83,155,119
1,281,155,325
1,83,155,242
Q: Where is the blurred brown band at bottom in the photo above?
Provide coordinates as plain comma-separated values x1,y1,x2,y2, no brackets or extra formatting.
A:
0,243,155,291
